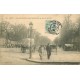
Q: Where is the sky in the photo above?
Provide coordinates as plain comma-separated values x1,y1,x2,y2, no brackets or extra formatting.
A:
0,14,79,41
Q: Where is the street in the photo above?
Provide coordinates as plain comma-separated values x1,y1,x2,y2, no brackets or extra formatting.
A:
0,48,80,64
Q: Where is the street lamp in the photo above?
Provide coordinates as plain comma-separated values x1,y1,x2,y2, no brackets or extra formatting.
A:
29,22,33,59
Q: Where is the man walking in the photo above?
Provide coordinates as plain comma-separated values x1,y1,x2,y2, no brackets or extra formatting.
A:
38,45,43,60
46,43,52,59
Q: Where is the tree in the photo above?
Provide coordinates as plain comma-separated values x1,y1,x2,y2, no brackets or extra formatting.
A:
39,36,51,45
74,17,80,50
0,21,10,38
33,30,51,46
58,15,74,47
9,24,28,41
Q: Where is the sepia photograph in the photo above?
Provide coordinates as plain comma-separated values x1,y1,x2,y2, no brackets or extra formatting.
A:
0,14,80,65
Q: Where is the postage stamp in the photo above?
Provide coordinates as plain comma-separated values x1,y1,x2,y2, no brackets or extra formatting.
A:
45,20,62,35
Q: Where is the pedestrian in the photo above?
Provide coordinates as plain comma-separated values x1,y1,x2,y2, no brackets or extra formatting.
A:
46,43,52,59
38,45,43,60
21,45,26,53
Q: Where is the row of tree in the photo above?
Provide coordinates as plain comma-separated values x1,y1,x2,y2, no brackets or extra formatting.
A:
57,15,80,50
0,21,51,47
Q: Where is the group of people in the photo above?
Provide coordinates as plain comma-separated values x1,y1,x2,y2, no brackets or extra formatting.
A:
21,43,52,60
38,43,52,60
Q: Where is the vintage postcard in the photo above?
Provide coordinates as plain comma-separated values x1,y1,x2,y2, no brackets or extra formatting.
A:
0,14,80,65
